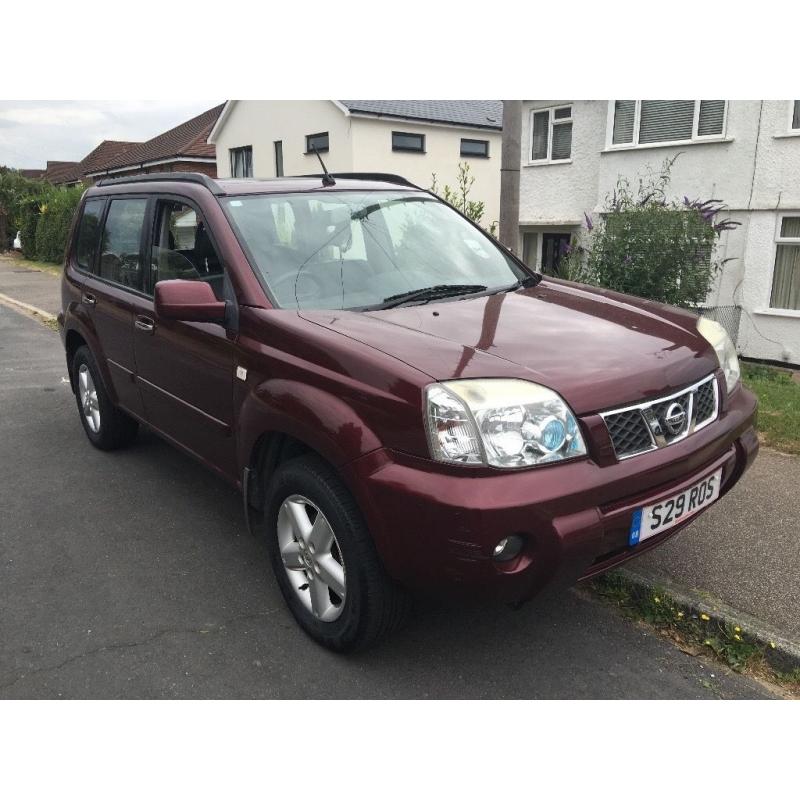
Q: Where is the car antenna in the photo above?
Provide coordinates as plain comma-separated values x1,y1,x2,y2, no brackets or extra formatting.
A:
311,144,336,187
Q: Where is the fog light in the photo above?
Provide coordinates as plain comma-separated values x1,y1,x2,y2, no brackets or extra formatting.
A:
492,534,524,562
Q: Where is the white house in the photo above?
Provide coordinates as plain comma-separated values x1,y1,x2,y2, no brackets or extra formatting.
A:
516,100,800,365
208,100,503,226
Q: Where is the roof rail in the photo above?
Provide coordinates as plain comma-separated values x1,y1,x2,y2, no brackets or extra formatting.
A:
95,172,224,195
300,172,422,190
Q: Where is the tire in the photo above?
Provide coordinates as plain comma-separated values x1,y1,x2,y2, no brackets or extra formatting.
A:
72,345,138,450
264,454,410,652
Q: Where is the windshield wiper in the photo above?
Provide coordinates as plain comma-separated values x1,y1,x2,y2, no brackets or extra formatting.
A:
490,273,541,294
377,284,487,310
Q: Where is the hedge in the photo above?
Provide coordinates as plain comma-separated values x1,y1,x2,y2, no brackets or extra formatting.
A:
34,186,84,263
0,169,83,263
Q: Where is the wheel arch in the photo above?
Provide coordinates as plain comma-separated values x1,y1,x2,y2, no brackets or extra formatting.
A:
65,328,88,392
238,380,385,533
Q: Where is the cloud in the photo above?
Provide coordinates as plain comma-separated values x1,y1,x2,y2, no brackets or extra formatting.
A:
0,100,217,169
0,106,107,127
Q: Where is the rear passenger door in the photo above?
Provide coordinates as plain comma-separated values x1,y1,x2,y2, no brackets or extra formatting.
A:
78,195,150,420
133,197,238,479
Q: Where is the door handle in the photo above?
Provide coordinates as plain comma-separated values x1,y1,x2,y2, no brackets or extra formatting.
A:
82,292,96,306
134,315,155,334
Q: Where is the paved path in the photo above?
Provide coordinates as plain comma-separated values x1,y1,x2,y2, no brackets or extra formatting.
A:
627,450,800,639
0,255,61,316
0,306,772,698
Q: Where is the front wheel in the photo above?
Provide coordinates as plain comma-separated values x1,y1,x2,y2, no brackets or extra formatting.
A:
264,455,410,652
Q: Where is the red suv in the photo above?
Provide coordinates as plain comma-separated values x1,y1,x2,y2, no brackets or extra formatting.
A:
58,172,758,651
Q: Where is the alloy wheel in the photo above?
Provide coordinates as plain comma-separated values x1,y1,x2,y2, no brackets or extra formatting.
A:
78,363,100,433
276,494,347,622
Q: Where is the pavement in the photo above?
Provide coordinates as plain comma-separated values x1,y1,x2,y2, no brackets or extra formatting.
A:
0,255,61,316
0,255,791,698
626,452,800,641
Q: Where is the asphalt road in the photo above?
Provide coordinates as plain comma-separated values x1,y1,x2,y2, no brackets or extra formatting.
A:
0,305,775,698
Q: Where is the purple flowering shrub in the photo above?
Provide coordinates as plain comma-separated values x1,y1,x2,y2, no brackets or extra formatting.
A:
562,156,739,308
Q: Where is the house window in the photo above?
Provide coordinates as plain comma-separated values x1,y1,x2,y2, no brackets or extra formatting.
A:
460,138,489,158
230,146,253,177
770,216,800,310
792,101,800,130
274,141,284,177
530,105,572,163
610,100,726,147
306,132,329,153
392,131,425,153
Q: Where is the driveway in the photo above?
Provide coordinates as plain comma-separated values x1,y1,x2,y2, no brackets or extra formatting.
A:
0,306,774,698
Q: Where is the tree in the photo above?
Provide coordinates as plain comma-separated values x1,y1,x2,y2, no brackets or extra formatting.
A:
430,162,497,236
561,156,739,308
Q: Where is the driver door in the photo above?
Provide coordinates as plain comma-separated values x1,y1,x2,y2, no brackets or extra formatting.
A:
133,197,238,479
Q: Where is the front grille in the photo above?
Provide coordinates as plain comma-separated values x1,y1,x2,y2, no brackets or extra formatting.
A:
694,380,715,423
604,409,653,458
601,375,719,460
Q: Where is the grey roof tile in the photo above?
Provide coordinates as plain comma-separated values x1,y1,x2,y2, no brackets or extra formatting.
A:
340,100,502,129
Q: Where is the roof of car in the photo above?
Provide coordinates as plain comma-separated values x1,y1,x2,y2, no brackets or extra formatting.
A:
91,172,424,196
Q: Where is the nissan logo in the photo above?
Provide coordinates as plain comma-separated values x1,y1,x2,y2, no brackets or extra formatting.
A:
663,402,687,435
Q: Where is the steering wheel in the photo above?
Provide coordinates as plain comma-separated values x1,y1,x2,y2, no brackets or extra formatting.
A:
271,268,325,305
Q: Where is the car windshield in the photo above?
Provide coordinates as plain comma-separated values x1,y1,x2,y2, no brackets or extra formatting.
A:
222,191,527,310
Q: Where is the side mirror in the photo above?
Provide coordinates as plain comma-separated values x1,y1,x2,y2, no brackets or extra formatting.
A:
154,279,227,324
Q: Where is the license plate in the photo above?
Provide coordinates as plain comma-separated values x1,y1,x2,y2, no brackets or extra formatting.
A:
629,468,722,546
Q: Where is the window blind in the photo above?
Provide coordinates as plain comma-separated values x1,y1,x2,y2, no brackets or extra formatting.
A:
770,245,800,309
639,101,695,144
552,122,572,160
698,100,726,136
781,216,800,238
612,100,636,144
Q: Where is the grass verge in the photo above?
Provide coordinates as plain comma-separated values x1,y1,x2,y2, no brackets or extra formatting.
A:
742,362,800,455
591,572,800,697
3,256,63,278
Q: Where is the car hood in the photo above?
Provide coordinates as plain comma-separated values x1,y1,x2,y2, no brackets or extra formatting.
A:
301,279,719,415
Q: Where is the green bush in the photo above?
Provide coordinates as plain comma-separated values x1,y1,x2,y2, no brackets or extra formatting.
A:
34,186,83,263
0,167,83,262
0,168,43,251
563,156,739,308
19,199,40,259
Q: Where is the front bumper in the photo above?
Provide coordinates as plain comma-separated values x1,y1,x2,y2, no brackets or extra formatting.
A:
345,382,758,604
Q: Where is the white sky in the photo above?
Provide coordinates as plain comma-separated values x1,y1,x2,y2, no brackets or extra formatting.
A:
0,100,218,169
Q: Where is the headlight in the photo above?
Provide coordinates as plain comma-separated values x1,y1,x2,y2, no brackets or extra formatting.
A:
697,317,740,393
425,379,587,468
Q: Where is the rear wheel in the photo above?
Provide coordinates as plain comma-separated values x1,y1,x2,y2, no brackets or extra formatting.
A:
264,454,410,652
72,346,138,450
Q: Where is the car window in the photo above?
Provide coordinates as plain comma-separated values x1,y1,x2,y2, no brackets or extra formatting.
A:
75,198,105,272
98,199,147,291
151,201,224,298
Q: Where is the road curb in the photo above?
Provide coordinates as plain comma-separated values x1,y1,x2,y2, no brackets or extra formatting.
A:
0,292,57,324
605,567,800,673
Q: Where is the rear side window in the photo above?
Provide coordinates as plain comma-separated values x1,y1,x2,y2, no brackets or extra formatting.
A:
98,199,148,292
75,199,105,271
